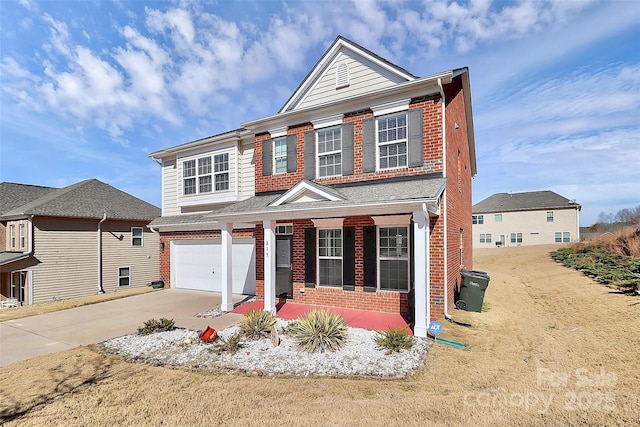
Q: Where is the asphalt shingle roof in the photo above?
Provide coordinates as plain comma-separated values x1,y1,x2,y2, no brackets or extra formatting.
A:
0,183,57,215
1,179,160,221
473,191,580,214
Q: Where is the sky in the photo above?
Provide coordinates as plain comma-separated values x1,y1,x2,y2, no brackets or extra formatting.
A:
1,0,639,226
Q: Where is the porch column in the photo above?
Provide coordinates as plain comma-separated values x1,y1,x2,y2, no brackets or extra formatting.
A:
263,220,276,314
413,210,430,338
220,223,234,312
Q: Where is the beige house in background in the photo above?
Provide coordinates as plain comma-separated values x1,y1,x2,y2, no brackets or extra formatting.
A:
0,179,161,305
472,190,581,247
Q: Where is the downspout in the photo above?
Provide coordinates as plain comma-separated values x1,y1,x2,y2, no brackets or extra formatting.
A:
437,78,453,321
97,213,107,294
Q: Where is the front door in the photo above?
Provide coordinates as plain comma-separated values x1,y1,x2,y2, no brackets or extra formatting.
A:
275,236,293,298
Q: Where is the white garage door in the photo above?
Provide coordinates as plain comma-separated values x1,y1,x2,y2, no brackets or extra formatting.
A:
172,238,255,295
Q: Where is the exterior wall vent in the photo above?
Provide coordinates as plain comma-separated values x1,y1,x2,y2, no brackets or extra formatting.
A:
335,62,349,89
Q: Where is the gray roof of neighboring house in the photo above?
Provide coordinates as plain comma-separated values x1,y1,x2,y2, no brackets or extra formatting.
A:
0,183,57,215
473,191,581,214
150,175,446,228
0,179,160,221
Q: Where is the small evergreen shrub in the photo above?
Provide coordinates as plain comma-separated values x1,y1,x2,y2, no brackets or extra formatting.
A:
137,318,175,335
374,327,414,355
239,309,276,340
288,309,348,353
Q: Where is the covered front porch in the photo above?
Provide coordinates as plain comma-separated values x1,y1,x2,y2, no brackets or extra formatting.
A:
209,176,445,338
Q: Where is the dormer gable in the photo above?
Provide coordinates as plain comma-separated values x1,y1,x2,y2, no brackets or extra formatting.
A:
269,180,343,207
280,35,417,113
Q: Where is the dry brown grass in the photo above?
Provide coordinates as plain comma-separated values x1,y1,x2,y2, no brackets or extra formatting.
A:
0,287,153,322
605,227,640,258
1,245,639,426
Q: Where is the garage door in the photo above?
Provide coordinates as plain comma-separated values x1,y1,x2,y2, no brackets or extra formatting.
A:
172,238,255,295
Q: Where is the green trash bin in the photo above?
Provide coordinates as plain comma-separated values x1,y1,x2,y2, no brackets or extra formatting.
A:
455,269,490,312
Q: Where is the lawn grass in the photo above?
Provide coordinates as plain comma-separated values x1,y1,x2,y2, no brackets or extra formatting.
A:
0,287,154,322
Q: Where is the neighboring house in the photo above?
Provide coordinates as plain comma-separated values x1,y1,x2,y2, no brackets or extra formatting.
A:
149,36,476,337
472,191,581,247
0,179,161,305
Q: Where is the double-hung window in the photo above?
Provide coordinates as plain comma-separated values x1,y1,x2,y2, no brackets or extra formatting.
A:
198,157,212,193
318,229,342,287
118,267,130,287
19,224,25,248
214,153,229,191
132,227,143,246
472,215,484,225
377,113,407,169
379,226,409,291
274,137,287,174
547,211,554,222
494,214,502,222
555,232,570,243
480,233,492,243
9,225,16,249
183,159,197,195
317,127,342,177
510,232,523,244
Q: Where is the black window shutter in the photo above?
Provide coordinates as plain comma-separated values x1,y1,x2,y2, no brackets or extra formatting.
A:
262,139,272,176
343,226,355,291
286,134,297,173
304,131,315,180
341,122,354,176
362,117,375,173
408,107,424,167
363,225,377,291
304,228,316,288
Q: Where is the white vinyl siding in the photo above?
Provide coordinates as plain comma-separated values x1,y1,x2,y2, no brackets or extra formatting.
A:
161,158,179,216
296,52,404,110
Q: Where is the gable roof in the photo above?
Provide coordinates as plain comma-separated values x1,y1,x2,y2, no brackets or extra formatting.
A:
279,35,417,113
473,191,581,214
0,179,160,221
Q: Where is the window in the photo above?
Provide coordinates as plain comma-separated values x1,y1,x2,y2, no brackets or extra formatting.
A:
317,127,342,177
275,224,293,235
118,267,130,287
480,233,492,243
547,211,554,222
377,113,407,169
379,226,409,291
9,225,16,249
132,227,143,246
510,233,523,244
183,159,196,195
494,214,502,222
19,224,25,248
472,215,484,225
555,232,571,243
10,272,26,303
198,157,212,193
318,229,342,287
214,153,229,191
274,137,287,174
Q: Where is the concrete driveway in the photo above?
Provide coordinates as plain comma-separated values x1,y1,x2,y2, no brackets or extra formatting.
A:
0,289,246,366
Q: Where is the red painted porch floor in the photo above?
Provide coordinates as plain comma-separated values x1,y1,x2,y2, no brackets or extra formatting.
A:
231,300,412,334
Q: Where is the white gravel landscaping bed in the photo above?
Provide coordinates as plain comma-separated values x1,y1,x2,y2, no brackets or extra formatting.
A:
102,320,432,377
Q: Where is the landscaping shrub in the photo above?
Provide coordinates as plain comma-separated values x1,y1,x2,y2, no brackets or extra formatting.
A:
212,331,244,354
374,327,414,355
239,309,276,340
551,228,640,293
288,309,348,353
137,318,175,335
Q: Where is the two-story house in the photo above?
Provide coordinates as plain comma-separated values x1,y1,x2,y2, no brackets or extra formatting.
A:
0,180,160,305
149,36,476,337
472,190,581,247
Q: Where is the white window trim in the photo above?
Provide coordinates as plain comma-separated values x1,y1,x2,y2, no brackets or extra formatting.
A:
131,227,144,247
372,215,411,226
555,231,571,243
275,224,293,235
213,152,230,192
375,112,409,171
317,228,343,288
377,225,410,293
268,127,287,138
19,223,25,249
10,224,16,249
311,114,343,129
316,126,343,179
371,99,410,116
312,218,344,228
180,149,233,197
118,266,131,287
